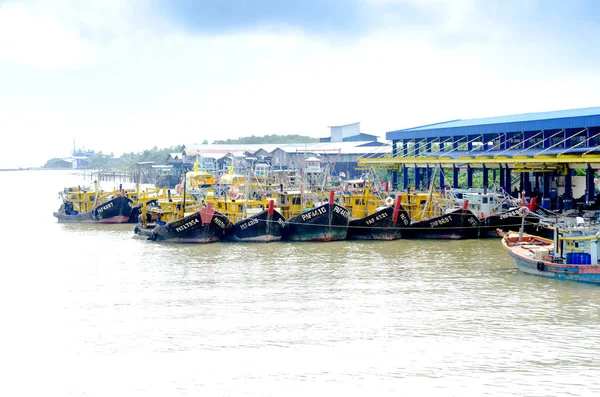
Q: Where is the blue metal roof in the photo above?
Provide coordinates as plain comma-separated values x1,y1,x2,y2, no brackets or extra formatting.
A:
387,106,600,141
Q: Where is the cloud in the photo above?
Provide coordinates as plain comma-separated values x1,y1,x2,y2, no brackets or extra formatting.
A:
0,2,98,68
150,0,441,39
152,0,365,35
1,0,600,169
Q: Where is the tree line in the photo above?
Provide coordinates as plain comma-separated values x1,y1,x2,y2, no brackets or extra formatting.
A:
44,145,184,171
43,134,320,171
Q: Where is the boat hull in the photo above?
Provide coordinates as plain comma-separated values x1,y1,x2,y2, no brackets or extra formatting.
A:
230,210,286,242
403,208,480,239
481,207,542,238
53,196,134,224
134,208,232,243
347,205,411,240
283,203,350,242
508,252,600,284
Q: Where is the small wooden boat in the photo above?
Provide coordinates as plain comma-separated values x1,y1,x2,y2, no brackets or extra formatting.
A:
502,229,600,284
54,184,134,223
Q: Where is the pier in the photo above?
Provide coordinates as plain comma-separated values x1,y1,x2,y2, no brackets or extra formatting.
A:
358,106,600,211
82,170,140,184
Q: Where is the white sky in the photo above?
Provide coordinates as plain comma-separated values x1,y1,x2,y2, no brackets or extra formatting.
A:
1,0,599,168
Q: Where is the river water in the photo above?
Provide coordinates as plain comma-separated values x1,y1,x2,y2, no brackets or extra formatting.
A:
2,170,600,396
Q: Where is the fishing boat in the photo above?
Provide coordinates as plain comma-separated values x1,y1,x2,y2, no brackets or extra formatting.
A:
230,200,286,242
400,168,480,239
134,202,232,243
446,188,545,238
54,183,134,223
134,177,232,243
196,164,286,242
519,206,600,240
205,190,286,242
342,179,411,240
347,199,411,240
502,227,600,284
402,200,481,239
282,190,350,242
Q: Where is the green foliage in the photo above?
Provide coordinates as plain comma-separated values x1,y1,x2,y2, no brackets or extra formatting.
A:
44,158,70,168
50,145,184,172
213,134,319,144
89,151,112,170
116,145,183,171
73,149,95,156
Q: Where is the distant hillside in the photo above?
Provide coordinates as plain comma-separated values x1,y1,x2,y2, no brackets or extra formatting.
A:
212,134,319,144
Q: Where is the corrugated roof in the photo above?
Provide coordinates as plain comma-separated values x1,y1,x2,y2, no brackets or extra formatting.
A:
387,106,600,141
183,141,390,156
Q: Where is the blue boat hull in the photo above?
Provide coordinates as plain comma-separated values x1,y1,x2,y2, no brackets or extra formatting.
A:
507,251,600,284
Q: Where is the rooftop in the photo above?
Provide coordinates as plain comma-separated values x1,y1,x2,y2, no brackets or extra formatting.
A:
387,106,600,141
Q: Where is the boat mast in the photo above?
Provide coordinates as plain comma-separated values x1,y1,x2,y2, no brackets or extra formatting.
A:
297,150,306,212
420,164,438,220
321,162,329,194
92,180,99,210
180,168,187,219
363,171,372,217
243,166,250,219
320,161,331,206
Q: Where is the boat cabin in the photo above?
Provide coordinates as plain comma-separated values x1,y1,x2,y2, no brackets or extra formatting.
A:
446,188,514,218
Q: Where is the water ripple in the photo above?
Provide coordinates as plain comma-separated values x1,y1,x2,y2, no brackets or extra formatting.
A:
2,170,600,396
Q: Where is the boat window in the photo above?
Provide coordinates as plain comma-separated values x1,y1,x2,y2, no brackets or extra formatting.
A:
482,197,488,203
292,197,301,205
355,199,361,205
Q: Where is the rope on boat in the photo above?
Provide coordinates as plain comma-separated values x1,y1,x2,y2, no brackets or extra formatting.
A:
230,216,541,230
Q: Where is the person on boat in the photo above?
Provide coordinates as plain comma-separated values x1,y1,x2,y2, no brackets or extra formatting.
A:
512,186,519,198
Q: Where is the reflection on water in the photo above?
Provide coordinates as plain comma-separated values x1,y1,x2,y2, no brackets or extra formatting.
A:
2,170,600,397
